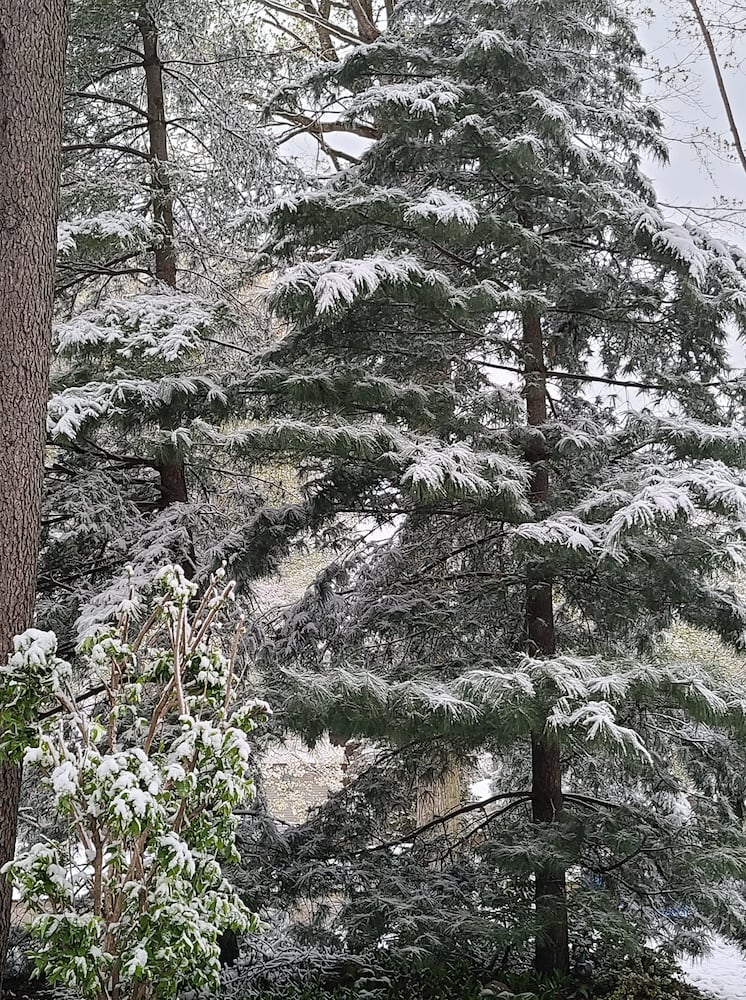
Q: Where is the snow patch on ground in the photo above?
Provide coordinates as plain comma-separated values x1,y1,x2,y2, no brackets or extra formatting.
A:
681,938,746,1000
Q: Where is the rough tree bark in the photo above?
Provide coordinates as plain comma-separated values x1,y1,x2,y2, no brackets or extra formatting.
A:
0,0,67,984
136,3,189,514
415,762,464,842
522,310,569,977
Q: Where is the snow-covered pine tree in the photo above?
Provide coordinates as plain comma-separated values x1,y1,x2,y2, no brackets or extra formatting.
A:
246,0,746,976
43,0,309,645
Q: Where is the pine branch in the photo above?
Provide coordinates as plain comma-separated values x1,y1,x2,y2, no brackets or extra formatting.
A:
367,791,533,853
62,142,151,161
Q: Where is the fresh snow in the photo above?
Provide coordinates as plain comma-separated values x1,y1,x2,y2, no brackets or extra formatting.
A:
269,254,434,314
55,292,217,361
354,79,462,117
57,211,151,256
404,189,479,227
682,938,746,1000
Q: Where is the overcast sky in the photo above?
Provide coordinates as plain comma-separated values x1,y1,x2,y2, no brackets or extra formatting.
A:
637,4,745,240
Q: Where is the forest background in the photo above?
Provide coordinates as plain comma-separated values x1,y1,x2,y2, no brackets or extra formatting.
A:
4,3,746,1000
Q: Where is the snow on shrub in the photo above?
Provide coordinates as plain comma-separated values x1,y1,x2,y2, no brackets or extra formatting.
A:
0,565,269,1000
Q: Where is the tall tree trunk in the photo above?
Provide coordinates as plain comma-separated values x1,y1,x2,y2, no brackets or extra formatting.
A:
0,0,67,983
522,310,569,977
136,3,189,515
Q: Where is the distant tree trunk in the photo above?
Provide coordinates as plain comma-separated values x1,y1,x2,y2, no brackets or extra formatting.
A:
685,0,746,178
136,3,189,518
412,356,465,846
0,0,67,983
522,310,569,977
415,760,464,855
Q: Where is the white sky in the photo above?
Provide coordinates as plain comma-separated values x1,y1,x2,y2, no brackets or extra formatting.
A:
636,3,746,371
637,3,745,238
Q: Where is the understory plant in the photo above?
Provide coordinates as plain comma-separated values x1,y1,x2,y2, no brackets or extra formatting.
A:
0,565,268,1000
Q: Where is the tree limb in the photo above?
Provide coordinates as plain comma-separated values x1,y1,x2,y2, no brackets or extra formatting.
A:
686,0,746,176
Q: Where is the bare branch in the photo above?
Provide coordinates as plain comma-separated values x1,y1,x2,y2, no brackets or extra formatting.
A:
259,0,362,47
686,0,746,176
66,90,149,119
62,141,151,161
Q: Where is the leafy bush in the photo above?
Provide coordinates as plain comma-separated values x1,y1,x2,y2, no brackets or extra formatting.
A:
1,566,268,1000
591,950,713,1000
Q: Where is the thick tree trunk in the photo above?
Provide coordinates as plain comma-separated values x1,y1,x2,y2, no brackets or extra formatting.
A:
137,4,188,512
0,1,67,984
522,310,569,977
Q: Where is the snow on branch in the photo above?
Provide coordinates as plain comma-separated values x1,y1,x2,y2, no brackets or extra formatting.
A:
0,568,269,1000
635,208,746,293
461,29,526,58
352,78,463,117
511,515,603,553
600,463,746,558
226,419,529,503
404,189,479,227
633,412,746,454
47,384,112,440
55,292,221,362
57,211,153,257
267,254,448,315
548,699,652,762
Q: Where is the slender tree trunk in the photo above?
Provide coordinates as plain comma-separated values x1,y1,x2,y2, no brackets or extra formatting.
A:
136,3,189,514
685,0,746,178
522,310,569,977
0,0,67,984
138,3,176,290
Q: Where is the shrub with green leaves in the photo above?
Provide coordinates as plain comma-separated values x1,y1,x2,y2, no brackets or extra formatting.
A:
0,565,268,1000
592,950,712,1000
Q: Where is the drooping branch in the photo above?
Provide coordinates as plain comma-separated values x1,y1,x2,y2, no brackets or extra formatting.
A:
367,791,534,853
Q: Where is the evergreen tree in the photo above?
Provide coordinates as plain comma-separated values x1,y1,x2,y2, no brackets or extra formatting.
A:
247,0,746,975
43,0,307,646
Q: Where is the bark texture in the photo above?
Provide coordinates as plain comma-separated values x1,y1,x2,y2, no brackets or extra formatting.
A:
136,3,189,514
522,310,569,977
0,0,67,983
415,762,464,836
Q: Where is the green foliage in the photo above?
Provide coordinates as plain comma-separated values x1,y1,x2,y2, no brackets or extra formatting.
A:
1,567,267,1000
224,948,716,1000
237,0,746,972
42,0,308,648
592,951,710,1000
